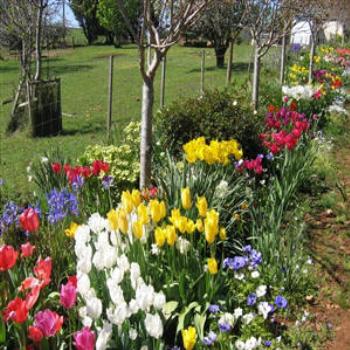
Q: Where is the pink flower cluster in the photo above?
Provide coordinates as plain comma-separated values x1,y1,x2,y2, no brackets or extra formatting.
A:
260,106,310,155
242,155,264,175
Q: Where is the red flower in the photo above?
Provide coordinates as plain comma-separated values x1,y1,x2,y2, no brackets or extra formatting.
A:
28,326,44,343
312,90,322,100
51,163,62,174
21,242,35,258
92,160,110,176
290,100,298,111
34,257,52,288
25,285,41,310
331,79,342,89
267,104,276,113
3,297,28,323
67,275,77,288
19,208,40,233
0,245,18,271
33,309,63,338
19,277,41,292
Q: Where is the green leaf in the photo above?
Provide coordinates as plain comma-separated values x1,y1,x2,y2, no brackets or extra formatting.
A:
176,302,199,334
162,301,179,319
0,318,6,344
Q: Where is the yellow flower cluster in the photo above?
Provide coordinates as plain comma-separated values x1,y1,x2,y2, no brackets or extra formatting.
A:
289,64,309,84
183,137,243,165
290,64,308,74
319,46,334,55
313,55,321,64
182,326,197,350
65,222,80,238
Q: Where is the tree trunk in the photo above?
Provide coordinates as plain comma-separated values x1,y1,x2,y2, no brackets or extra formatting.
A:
34,3,44,81
214,46,227,68
280,33,287,85
139,77,154,189
308,34,316,84
252,46,261,110
226,41,234,85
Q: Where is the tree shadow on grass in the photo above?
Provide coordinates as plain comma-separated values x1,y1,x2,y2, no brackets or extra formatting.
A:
45,63,94,76
60,124,104,136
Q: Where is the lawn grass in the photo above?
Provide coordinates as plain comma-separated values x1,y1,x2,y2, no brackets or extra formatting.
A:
0,42,276,196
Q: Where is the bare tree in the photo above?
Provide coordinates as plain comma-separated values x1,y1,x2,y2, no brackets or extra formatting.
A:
245,0,295,109
116,0,211,189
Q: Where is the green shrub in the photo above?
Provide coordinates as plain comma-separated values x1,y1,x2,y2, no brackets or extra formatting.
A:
155,89,264,159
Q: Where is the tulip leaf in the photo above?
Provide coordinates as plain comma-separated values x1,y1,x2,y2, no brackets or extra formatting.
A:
176,302,199,334
163,301,179,319
0,319,5,344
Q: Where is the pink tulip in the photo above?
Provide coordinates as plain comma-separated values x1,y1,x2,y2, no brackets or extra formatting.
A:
33,309,63,338
60,281,77,309
21,242,35,258
74,327,96,350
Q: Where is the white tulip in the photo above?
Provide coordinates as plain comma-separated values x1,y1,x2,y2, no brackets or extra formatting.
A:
144,313,163,339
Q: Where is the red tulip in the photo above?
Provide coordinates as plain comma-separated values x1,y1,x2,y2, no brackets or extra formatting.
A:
3,297,28,323
19,208,40,233
34,257,52,288
21,242,35,258
25,285,41,310
51,162,62,174
67,275,77,288
19,277,41,292
0,245,18,271
28,325,44,343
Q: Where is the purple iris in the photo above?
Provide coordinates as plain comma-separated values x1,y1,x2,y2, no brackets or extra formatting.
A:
102,175,114,190
247,293,257,306
202,331,217,346
290,43,301,53
71,175,84,191
243,245,252,254
208,304,220,314
0,201,23,236
249,249,262,268
274,295,288,309
218,322,231,333
264,340,272,347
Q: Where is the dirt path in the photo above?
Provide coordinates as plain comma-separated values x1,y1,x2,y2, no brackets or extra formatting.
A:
306,133,350,349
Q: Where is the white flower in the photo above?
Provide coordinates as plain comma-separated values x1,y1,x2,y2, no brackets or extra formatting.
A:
86,297,103,319
251,270,260,279
242,312,255,325
75,225,91,245
245,337,261,350
78,307,93,327
153,292,166,310
96,321,112,350
136,284,155,311
235,340,245,350
233,100,238,106
129,328,138,340
93,251,105,270
219,313,235,327
117,254,130,273
28,176,33,182
282,85,315,100
130,262,141,289
144,313,163,339
234,272,245,280
253,110,258,115
41,157,49,163
176,237,191,254
77,257,92,274
26,166,31,173
256,285,267,298
234,307,243,319
151,243,160,255
140,347,148,350
110,266,124,285
214,180,229,198
257,302,273,319
129,299,140,314
107,279,125,306
77,273,91,298
88,213,107,234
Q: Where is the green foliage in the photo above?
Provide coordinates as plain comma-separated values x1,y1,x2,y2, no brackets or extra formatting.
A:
155,89,264,159
80,121,140,191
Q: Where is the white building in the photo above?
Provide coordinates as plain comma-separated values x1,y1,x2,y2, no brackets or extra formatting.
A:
290,21,312,46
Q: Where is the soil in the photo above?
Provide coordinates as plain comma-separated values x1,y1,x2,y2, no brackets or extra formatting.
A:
306,136,350,349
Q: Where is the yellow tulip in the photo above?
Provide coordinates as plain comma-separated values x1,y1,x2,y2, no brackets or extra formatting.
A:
219,227,227,240
65,222,79,238
207,257,218,275
137,203,150,225
155,227,166,247
165,225,177,246
181,187,192,210
132,220,143,239
159,201,167,220
182,326,197,350
169,208,181,225
195,219,204,233
149,200,165,223
186,219,196,234
204,209,219,244
176,216,188,234
118,208,129,234
196,196,208,217
131,189,142,208
107,209,118,231
121,191,133,213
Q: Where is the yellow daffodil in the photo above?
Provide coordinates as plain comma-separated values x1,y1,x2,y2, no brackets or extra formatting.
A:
155,227,166,247
65,222,79,238
181,187,192,210
165,225,177,246
132,220,143,239
107,209,118,230
196,196,208,217
207,257,218,275
182,326,197,350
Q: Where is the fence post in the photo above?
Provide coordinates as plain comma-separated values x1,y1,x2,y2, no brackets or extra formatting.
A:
200,50,205,94
107,55,114,141
226,41,234,85
160,56,166,109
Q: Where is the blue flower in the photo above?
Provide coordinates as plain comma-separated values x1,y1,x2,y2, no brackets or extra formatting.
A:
102,175,114,190
208,304,220,314
0,201,22,236
290,43,302,53
218,322,231,333
274,295,288,309
247,293,257,306
0,178,4,186
243,245,252,254
264,340,272,347
72,175,84,191
47,188,79,224
266,152,274,161
202,331,217,346
249,249,262,268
